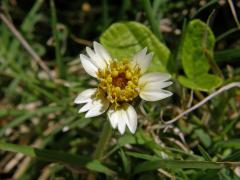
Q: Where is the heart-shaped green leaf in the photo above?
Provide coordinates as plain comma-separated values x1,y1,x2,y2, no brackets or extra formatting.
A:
179,19,222,91
100,21,170,72
178,74,222,92
181,19,214,78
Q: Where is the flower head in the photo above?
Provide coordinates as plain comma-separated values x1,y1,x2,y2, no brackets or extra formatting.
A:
75,42,173,134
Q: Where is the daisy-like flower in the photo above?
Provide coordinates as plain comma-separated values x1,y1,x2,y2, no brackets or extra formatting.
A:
75,42,173,134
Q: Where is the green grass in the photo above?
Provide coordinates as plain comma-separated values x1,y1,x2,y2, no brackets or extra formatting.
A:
0,0,240,179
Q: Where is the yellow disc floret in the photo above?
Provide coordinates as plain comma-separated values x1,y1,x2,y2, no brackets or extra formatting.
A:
97,60,141,108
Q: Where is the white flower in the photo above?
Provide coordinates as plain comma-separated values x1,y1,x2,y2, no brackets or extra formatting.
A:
75,42,173,134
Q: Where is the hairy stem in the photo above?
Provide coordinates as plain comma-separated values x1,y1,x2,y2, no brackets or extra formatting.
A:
166,82,240,125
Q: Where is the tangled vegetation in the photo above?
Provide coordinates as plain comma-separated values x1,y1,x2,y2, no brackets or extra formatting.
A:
0,0,240,179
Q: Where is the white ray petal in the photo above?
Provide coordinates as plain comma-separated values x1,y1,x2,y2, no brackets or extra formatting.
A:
140,89,173,101
93,41,112,65
142,81,173,91
118,115,126,135
86,47,106,70
85,95,110,118
132,48,153,74
139,72,173,101
139,72,171,85
108,104,138,134
134,48,147,61
80,54,100,72
74,88,97,104
107,106,120,129
79,101,93,113
80,54,98,78
124,104,137,134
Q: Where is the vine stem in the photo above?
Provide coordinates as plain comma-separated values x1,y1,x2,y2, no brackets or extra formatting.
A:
165,82,240,125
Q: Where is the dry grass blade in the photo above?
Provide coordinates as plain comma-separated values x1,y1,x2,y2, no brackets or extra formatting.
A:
0,13,53,79
227,0,240,29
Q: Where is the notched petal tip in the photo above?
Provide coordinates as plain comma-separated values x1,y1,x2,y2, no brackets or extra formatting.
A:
107,107,119,129
139,72,172,85
118,120,126,135
86,42,110,70
141,47,148,54
93,41,101,47
132,47,154,74
140,89,173,101
93,41,112,64
147,52,154,59
74,88,97,104
83,92,110,118
125,104,137,134
108,104,138,135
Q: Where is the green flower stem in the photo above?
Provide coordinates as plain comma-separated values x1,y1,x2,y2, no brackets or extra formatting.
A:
87,120,112,180
141,0,162,40
93,120,112,160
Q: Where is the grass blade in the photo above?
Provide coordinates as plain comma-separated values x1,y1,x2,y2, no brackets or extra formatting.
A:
0,141,89,167
198,145,212,161
192,0,218,18
141,0,162,40
86,160,116,176
216,28,240,42
0,107,59,136
134,160,223,174
215,48,240,64
50,0,65,78
215,140,240,149
126,151,160,161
